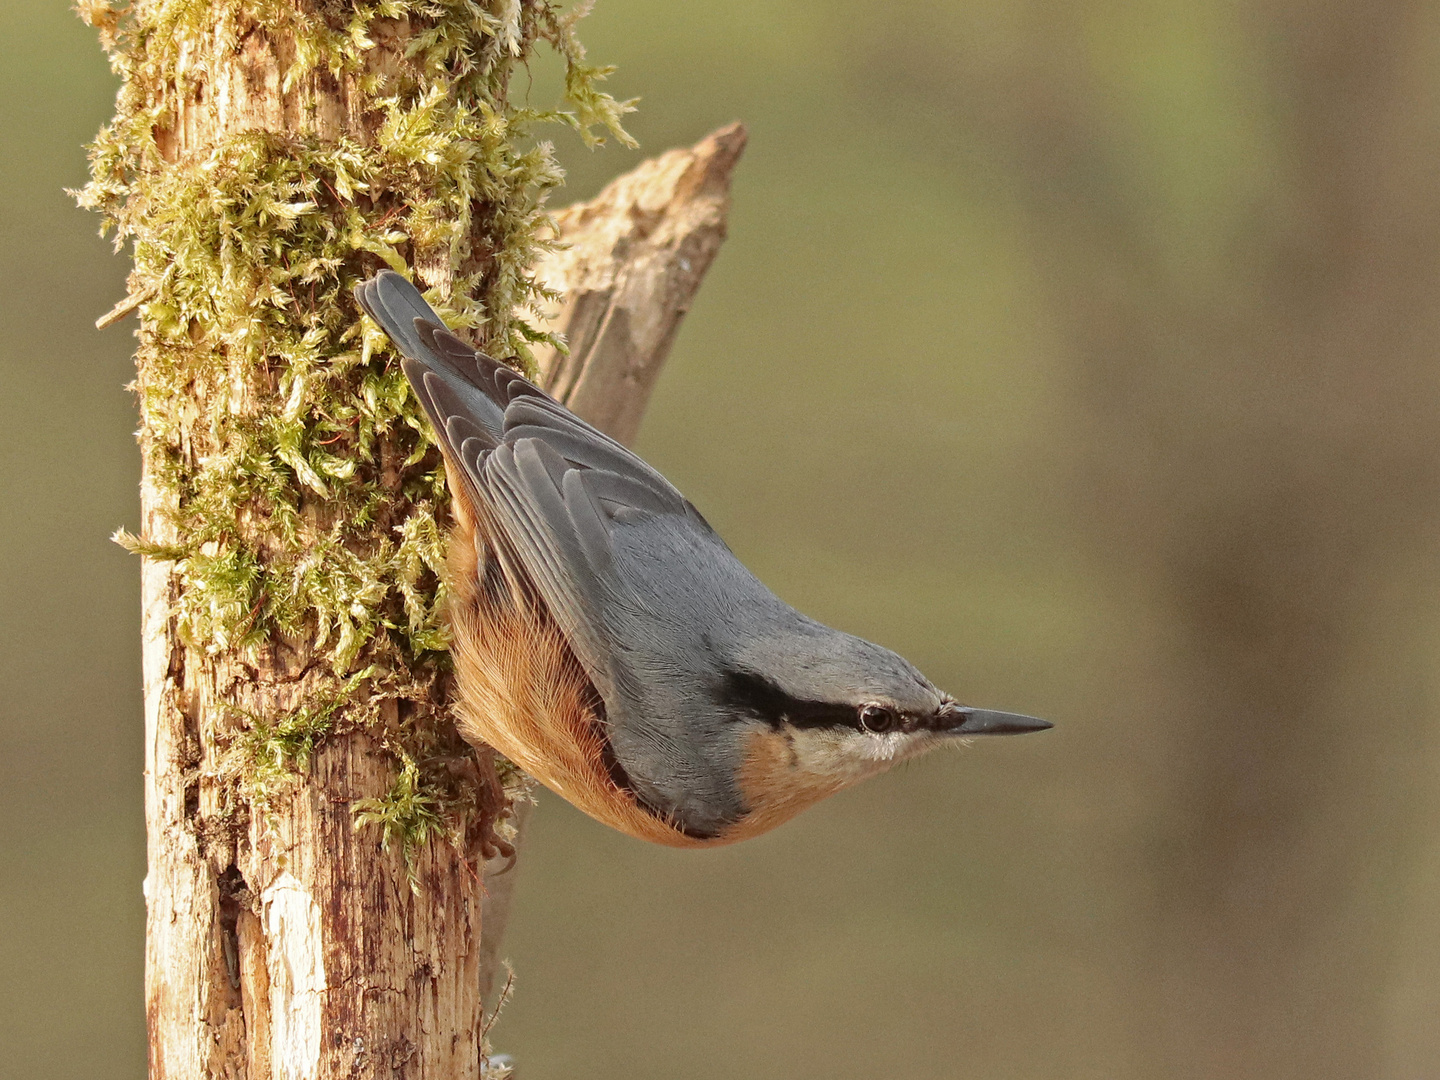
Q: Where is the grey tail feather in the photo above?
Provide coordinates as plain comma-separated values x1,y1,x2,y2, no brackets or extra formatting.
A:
355,269,545,447
353,269,444,364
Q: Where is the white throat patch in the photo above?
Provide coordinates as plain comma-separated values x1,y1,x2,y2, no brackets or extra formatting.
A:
785,725,938,785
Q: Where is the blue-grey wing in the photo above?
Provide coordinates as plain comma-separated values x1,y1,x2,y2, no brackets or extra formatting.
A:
357,271,722,696
360,270,759,834
477,433,755,836
475,405,728,703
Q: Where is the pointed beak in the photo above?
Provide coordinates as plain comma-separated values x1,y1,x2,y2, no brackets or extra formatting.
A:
937,702,1053,736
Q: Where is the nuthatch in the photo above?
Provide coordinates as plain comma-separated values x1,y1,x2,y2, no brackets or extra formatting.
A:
355,271,1051,847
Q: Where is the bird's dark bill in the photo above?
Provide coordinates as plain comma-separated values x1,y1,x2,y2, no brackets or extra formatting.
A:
944,708,1052,736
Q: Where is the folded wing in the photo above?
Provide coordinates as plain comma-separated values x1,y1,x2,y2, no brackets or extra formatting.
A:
354,270,715,711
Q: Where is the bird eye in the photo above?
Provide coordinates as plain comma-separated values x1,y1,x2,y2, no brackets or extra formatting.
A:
859,704,898,734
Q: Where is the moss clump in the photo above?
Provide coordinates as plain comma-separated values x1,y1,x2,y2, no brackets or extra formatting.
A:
354,755,448,884
221,688,352,810
77,0,631,853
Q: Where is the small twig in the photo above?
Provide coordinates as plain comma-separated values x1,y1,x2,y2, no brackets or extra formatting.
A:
370,203,408,231
238,594,267,638
479,965,516,1044
95,284,158,329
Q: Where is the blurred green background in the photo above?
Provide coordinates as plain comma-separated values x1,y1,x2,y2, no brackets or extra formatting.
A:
7,0,1440,1077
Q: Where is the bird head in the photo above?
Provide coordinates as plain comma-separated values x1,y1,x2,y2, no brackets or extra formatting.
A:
721,622,1051,809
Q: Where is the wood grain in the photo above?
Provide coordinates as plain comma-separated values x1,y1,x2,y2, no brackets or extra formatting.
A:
534,122,748,446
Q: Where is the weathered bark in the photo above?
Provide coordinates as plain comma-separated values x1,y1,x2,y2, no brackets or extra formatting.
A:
140,107,744,1080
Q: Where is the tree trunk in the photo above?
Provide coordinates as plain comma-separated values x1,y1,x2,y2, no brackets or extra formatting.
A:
79,3,742,1076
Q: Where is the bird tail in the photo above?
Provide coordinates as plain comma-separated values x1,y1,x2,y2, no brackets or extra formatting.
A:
354,270,545,452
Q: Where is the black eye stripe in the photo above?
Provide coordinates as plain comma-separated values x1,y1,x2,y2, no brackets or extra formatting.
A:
717,669,911,734
718,668,861,730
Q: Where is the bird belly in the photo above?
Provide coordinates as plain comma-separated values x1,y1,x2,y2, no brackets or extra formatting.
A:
446,523,718,848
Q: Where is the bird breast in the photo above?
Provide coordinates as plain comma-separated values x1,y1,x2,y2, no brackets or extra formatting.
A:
447,520,719,848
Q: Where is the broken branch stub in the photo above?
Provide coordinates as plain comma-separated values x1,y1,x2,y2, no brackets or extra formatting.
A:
534,121,748,443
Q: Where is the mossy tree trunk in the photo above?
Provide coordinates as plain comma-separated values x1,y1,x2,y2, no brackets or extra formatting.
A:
77,1,739,1077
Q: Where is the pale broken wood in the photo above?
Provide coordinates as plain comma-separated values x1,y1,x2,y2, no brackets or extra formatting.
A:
533,120,748,446
478,120,748,1009
95,282,156,329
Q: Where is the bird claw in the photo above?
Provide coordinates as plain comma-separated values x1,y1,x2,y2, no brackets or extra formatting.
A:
472,747,519,870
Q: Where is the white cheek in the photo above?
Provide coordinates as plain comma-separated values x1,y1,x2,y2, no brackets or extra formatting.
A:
787,729,929,783
858,732,907,763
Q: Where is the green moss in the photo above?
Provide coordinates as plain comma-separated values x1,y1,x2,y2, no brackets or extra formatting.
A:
354,754,448,888
78,0,630,854
223,690,351,808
